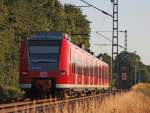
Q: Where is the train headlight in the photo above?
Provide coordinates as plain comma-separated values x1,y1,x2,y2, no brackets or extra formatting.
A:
22,71,28,76
60,70,66,76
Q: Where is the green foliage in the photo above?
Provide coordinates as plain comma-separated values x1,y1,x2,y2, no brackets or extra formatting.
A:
0,85,24,101
0,0,91,99
97,52,150,89
64,4,90,49
97,53,111,66
117,51,150,88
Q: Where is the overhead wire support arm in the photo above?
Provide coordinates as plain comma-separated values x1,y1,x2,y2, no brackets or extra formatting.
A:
96,32,126,50
74,5,91,8
63,5,91,8
97,30,128,51
96,31,112,42
94,44,112,46
80,0,113,18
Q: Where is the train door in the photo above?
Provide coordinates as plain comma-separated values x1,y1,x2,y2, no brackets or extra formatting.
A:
102,65,104,87
95,62,98,85
87,57,90,85
100,64,102,86
103,66,106,86
70,48,76,85
91,61,94,85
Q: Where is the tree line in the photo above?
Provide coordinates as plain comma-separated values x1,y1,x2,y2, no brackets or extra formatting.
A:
0,0,90,88
98,51,150,89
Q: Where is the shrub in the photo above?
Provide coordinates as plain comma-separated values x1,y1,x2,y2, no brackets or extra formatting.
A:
0,85,24,102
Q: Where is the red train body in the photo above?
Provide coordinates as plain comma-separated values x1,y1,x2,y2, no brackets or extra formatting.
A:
19,32,109,98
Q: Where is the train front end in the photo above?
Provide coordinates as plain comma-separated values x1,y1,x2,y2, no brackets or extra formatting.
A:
19,32,69,98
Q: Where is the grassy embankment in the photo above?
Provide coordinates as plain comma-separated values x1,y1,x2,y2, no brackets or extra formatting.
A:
54,83,150,113
43,83,150,113
1,83,150,113
97,83,150,113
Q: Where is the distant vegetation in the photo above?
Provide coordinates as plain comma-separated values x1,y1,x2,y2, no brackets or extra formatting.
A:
98,52,150,88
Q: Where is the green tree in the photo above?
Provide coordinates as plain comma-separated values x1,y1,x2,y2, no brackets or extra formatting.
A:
117,51,150,88
64,4,91,49
0,0,91,89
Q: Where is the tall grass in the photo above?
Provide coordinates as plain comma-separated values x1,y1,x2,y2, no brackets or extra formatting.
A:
98,91,150,113
39,91,150,113
43,84,150,113
1,83,149,113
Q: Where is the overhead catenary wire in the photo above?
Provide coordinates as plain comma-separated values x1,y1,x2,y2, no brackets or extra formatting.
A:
80,0,113,18
95,32,126,50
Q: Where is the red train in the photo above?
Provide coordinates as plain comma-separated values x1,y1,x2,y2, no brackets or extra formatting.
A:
19,32,109,98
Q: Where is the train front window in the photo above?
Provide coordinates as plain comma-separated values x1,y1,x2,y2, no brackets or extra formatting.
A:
28,40,60,71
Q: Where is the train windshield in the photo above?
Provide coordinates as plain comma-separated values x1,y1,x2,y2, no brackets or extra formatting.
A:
28,40,61,71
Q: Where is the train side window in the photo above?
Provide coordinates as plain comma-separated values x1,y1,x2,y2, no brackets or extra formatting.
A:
82,65,84,75
93,66,95,76
95,66,97,76
99,66,101,77
103,66,105,79
81,66,82,75
104,67,105,77
106,67,108,79
97,66,99,77
90,66,91,76
80,66,82,74
90,66,91,75
73,62,76,73
72,63,73,73
83,66,85,75
88,66,90,76
86,66,88,76
80,65,81,75
84,66,86,75
72,63,74,73
75,64,78,74
107,67,109,79
105,67,106,79
102,66,104,80
94,66,96,76
92,66,94,76
79,65,82,75
72,62,75,73
78,65,80,74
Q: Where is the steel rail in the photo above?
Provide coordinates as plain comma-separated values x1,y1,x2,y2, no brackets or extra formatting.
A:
0,93,111,113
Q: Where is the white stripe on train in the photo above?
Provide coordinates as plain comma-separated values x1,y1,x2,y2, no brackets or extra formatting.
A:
20,83,109,89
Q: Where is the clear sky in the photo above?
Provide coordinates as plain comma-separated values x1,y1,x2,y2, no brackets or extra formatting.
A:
59,0,150,65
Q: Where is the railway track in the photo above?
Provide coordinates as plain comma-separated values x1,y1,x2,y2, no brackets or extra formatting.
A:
0,93,112,113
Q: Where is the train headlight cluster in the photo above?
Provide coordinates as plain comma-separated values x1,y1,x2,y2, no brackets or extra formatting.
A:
22,71,28,76
60,70,67,76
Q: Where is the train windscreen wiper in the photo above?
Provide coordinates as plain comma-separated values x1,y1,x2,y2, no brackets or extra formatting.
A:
31,59,57,63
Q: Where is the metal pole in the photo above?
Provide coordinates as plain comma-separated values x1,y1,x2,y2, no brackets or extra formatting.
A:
138,72,141,83
134,51,137,84
111,0,119,89
125,30,127,51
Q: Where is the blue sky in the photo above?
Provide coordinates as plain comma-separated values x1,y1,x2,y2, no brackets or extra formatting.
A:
59,0,150,65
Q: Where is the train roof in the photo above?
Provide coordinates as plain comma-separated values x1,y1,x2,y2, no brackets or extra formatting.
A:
66,37,109,67
27,31,109,67
30,32,70,40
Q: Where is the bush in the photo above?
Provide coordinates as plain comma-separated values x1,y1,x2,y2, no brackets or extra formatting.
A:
0,85,24,102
